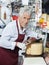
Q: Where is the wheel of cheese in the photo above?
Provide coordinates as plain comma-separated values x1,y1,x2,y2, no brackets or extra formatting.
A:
31,43,43,55
26,44,31,55
26,48,31,54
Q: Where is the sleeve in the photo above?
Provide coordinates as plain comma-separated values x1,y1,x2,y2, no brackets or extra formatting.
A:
0,22,18,50
25,31,38,39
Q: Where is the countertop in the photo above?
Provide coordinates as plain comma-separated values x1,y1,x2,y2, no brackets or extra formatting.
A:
23,57,46,65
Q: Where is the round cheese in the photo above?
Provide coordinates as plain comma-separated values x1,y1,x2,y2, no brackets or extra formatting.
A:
31,43,43,55
26,43,43,55
26,48,31,54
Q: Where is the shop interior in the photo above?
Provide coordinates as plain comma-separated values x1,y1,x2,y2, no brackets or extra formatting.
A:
0,0,49,65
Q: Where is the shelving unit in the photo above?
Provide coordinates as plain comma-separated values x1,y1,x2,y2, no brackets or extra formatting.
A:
25,0,42,36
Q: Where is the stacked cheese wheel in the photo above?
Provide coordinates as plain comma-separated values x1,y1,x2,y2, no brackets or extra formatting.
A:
26,43,43,55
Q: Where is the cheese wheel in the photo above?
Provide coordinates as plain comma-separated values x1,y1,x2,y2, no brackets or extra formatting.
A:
26,44,31,54
31,43,42,55
26,48,31,54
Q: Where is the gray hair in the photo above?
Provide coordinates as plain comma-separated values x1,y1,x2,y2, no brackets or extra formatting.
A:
19,6,32,16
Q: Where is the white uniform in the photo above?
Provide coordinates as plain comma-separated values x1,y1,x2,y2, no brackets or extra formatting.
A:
0,20,27,50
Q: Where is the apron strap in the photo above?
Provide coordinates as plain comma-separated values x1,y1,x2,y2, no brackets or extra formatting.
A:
16,21,19,34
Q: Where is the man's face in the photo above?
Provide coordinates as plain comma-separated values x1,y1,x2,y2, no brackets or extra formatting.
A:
19,12,30,28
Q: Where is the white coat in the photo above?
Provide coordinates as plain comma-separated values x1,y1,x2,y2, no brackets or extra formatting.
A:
0,20,27,50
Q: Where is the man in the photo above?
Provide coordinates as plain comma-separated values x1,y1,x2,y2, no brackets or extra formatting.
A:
0,7,32,65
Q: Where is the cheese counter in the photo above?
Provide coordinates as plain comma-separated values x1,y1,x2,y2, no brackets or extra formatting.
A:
23,57,46,65
18,56,47,65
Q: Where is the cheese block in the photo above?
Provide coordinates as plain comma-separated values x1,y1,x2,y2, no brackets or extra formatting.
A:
26,48,31,54
31,43,43,55
26,43,43,55
26,44,31,55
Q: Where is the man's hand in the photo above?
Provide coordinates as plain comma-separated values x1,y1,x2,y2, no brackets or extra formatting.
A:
16,42,26,50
